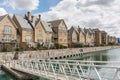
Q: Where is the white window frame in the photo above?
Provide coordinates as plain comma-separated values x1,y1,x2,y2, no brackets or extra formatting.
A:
25,36,32,43
4,26,12,34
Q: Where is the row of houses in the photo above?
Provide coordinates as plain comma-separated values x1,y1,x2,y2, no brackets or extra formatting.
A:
68,26,117,47
0,12,117,50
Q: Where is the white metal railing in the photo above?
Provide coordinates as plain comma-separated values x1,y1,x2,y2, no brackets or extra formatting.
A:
4,60,120,80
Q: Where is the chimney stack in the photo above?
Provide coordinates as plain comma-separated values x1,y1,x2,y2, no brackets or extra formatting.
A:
27,11,30,20
78,25,80,28
38,14,41,20
31,15,34,23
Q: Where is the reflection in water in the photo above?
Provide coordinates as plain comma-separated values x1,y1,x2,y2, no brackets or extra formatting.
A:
68,50,110,61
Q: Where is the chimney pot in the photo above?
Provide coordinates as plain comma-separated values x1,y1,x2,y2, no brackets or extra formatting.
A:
27,11,30,20
31,15,34,22
39,14,41,20
78,25,80,28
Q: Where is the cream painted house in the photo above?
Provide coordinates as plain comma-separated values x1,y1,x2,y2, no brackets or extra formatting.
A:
48,19,68,47
13,13,34,49
93,29,102,46
101,31,108,45
77,26,86,45
108,36,117,44
0,14,17,51
25,12,53,48
84,28,95,46
68,26,79,47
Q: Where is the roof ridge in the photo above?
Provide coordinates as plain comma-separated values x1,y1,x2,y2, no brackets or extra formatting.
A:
48,19,63,22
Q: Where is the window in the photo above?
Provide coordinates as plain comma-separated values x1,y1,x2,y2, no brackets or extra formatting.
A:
39,30,42,34
46,38,50,42
38,37,43,42
64,39,67,42
59,27,62,32
4,26,12,34
64,31,67,35
73,38,77,42
0,35,3,41
59,32,62,36
5,35,11,42
46,32,49,35
60,39,62,41
25,36,32,43
26,29,31,33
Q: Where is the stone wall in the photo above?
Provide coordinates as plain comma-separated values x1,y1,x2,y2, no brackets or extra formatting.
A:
0,46,119,61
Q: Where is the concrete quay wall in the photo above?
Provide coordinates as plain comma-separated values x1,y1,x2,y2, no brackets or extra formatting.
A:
0,46,119,60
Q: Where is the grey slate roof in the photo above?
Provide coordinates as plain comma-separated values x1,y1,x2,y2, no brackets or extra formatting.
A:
48,19,63,27
41,21,53,32
68,26,79,35
78,27,85,35
29,16,52,32
0,14,6,21
101,31,107,33
14,14,32,29
31,16,39,27
84,28,93,35
93,28,100,31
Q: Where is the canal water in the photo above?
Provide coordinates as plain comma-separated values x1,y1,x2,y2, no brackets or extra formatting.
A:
0,48,120,80
68,48,120,61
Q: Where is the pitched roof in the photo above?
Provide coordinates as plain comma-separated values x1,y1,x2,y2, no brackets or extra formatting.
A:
84,28,94,35
28,16,53,32
93,28,100,31
101,31,107,34
41,21,52,32
48,19,64,27
78,27,85,35
68,26,79,35
31,16,39,27
0,14,18,29
0,14,7,21
14,14,32,29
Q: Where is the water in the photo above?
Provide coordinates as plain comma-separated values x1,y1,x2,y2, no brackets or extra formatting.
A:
0,70,15,80
0,48,120,80
68,48,120,61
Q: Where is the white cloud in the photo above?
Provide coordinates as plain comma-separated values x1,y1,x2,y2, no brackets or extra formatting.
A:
0,8,7,15
3,0,39,11
40,0,120,37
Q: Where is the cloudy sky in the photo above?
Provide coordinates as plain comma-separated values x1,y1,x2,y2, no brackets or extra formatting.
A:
0,0,120,37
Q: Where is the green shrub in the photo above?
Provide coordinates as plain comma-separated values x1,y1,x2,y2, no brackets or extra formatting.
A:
72,43,84,48
2,44,12,52
54,43,67,49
